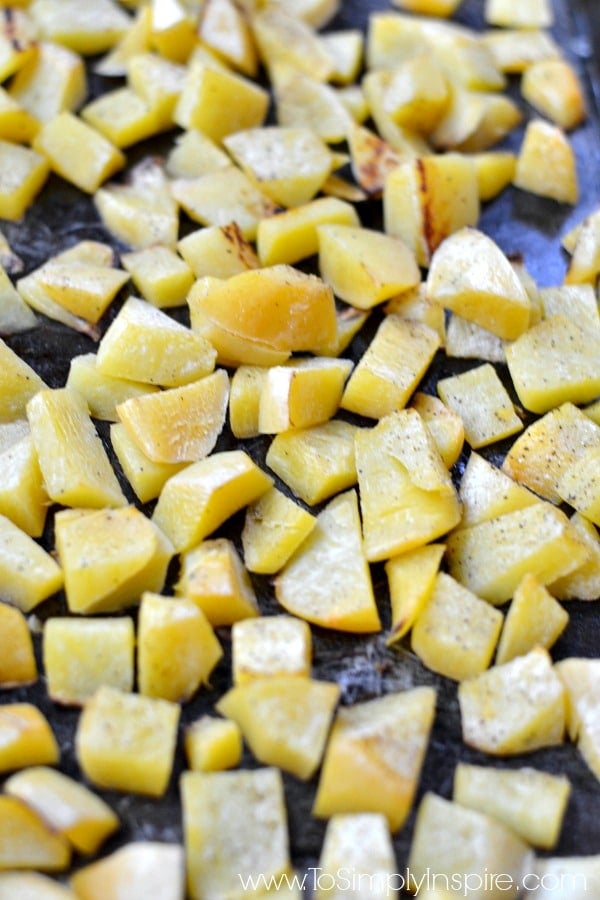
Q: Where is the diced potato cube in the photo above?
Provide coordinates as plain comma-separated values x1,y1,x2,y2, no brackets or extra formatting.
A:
485,0,553,28
81,86,161,148
446,503,589,605
355,409,461,562
121,245,193,308
540,284,600,332
564,209,600,286
453,763,571,850
383,283,446,343
252,6,333,80
177,223,258,280
165,127,230,179
109,422,186,504
385,543,444,644
70,842,185,900
496,573,569,664
527,856,600,899
224,126,332,208
427,227,530,340
199,0,258,76
0,601,36,687
430,88,521,154
55,506,173,615
411,572,503,681
410,392,464,468
241,487,316,575
153,450,272,552
66,354,158,423
502,402,600,503
437,362,523,448
176,538,259,627
149,0,197,62
95,166,178,250
458,452,540,528
557,444,600,527
445,313,507,363
9,41,87,123
458,647,566,755
97,295,216,388
550,513,600,601
174,62,268,140
34,259,129,324
0,795,70,872
362,69,433,154
407,793,529,898
231,615,312,684
0,872,77,899
0,86,39,143
258,357,352,434
0,513,62,612
182,768,291,900
318,224,419,309
30,0,131,54
217,676,340,779
472,150,516,201
346,122,404,198
257,195,359,267
384,153,480,267
521,59,585,131
271,62,354,144
0,8,36,82
555,657,600,781
514,118,578,204
341,315,441,419
0,432,49,536
275,490,381,633
4,766,119,856
481,28,560,74
43,616,134,706
137,592,223,702
127,52,186,130
0,264,36,333
315,814,396,900
0,703,59,774
184,715,242,772
507,315,600,413
117,370,229,465
313,687,436,833
320,29,363,85
32,112,125,194
266,419,360,506
0,139,49,221
76,685,180,797
228,365,268,439
27,388,127,509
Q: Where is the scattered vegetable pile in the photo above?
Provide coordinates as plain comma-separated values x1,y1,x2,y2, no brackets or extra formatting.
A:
0,0,600,897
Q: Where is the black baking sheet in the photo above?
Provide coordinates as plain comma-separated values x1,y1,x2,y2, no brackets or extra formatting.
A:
2,0,600,892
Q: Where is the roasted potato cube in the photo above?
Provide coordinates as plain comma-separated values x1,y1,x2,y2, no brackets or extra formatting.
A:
472,150,516,201
258,357,352,434
0,87,39,143
275,490,381,633
521,58,585,131
346,122,404,197
408,793,529,897
76,685,180,797
70,842,185,900
555,657,600,781
153,450,272,552
117,370,229,465
513,118,578,205
321,28,363,84
485,0,553,28
315,813,396,900
411,572,503,681
34,259,129,325
81,86,161,149
0,431,49,536
30,0,131,54
228,365,268,439
427,227,530,340
341,316,441,419
4,766,119,856
384,153,480,267
27,388,126,509
0,264,36,333
109,422,186,504
564,209,600,286
0,139,49,221
0,703,59,774
176,537,259,627
496,573,569,664
458,452,540,528
257,195,359,267
224,126,332,208
94,4,153,78
174,62,269,140
127,52,186,130
313,687,436,832
241,487,316,575
66,354,158,423
55,506,173,615
199,0,257,76
383,283,446,343
0,600,37,687
0,513,63,612
177,223,258,280
0,795,70,873
385,543,444,644
217,676,340,779
511,309,600,410
557,444,600,527
550,512,600,601
458,647,566,755
184,715,242,772
137,592,223,702
43,616,134,706
437,362,523,448
410,392,464,468
0,8,36,82
32,112,125,194
182,768,291,900
446,503,589,605
355,409,461,562
453,763,571,850
528,856,600,899
271,61,354,144
252,6,332,80
502,402,600,503
165,127,230,179
121,245,194,308
149,0,197,62
231,614,312,684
